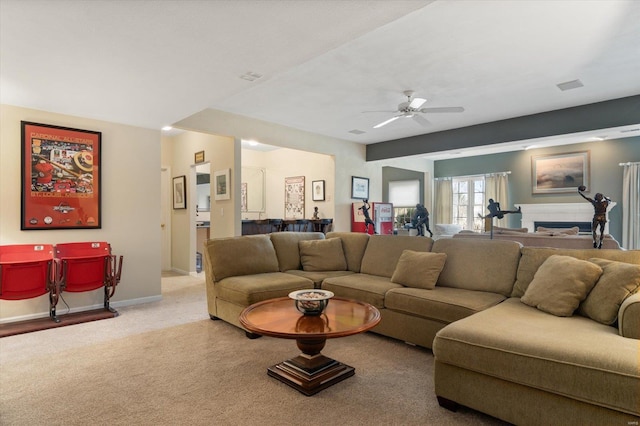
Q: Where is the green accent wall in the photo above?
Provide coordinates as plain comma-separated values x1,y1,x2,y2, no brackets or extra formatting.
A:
381,166,424,205
433,138,640,243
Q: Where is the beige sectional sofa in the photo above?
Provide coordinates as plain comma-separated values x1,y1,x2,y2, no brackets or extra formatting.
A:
203,231,640,423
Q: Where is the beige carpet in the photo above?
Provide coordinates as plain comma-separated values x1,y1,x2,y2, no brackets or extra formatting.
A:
0,273,507,426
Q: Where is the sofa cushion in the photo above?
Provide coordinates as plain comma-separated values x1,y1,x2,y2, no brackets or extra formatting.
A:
431,238,521,297
205,235,279,282
521,255,603,317
433,298,640,416
326,232,370,272
578,258,640,325
270,232,325,271
298,238,348,272
216,272,314,306
390,250,447,289
285,269,355,288
360,235,433,278
511,248,640,297
322,273,402,308
385,287,505,323
433,224,462,236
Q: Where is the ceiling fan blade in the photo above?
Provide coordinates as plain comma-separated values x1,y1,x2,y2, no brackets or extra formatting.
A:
362,110,399,113
412,114,430,126
373,116,401,129
420,106,465,113
409,97,426,109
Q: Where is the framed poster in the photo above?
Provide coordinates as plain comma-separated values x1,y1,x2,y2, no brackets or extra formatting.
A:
194,150,205,164
284,176,305,219
241,182,248,212
532,151,590,194
351,176,369,200
214,168,230,200
21,121,101,230
173,175,187,209
312,180,325,201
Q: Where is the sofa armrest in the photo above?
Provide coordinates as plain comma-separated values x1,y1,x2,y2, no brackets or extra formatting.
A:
618,292,640,339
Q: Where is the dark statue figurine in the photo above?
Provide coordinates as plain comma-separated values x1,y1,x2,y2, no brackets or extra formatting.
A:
486,199,521,219
578,185,611,249
411,203,433,237
358,199,376,234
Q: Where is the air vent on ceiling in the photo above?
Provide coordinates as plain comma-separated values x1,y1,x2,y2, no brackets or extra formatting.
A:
349,129,366,135
240,71,263,82
556,79,584,91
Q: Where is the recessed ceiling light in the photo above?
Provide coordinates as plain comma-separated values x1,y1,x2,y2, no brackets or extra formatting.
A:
556,79,584,91
349,129,366,135
161,126,172,131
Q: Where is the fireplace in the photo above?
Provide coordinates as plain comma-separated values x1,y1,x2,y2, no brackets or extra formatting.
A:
515,202,616,235
534,221,592,233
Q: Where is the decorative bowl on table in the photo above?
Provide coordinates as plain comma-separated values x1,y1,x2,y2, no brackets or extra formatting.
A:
288,289,334,316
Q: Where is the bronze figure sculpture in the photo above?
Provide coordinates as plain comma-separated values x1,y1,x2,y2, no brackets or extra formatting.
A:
411,203,433,237
358,199,375,234
578,185,611,249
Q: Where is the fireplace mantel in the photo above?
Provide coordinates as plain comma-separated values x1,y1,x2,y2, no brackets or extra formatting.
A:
515,202,616,234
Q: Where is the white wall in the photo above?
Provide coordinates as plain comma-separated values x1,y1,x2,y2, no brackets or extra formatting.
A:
176,108,369,231
0,104,161,321
242,147,335,220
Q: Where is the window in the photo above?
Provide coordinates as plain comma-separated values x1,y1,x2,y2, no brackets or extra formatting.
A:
452,177,484,231
389,180,420,229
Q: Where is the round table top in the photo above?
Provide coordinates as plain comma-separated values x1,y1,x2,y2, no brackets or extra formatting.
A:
239,297,381,340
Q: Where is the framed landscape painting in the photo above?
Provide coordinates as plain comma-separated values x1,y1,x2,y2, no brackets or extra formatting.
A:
532,151,589,194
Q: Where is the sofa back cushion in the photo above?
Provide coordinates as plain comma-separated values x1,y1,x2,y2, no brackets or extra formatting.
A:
579,258,640,325
360,235,433,278
390,250,447,289
299,238,348,271
511,247,640,297
326,232,370,272
270,232,325,271
432,238,521,296
204,235,279,282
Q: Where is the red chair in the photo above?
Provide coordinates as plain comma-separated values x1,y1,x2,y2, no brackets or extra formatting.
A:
54,242,123,314
0,244,60,322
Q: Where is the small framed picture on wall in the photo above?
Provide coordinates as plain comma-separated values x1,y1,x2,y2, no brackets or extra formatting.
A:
173,175,187,209
351,176,369,200
312,180,325,201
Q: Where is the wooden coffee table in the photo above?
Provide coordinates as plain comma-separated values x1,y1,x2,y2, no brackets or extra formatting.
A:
239,296,381,396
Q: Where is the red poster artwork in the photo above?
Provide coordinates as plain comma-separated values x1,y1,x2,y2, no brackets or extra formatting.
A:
21,121,101,230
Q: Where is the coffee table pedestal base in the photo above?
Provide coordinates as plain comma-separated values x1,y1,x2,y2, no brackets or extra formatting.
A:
267,353,354,396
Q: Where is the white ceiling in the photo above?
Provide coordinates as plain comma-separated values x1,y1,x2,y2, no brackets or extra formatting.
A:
2,0,639,159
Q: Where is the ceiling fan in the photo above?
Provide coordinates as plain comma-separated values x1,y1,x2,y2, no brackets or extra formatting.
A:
367,90,464,129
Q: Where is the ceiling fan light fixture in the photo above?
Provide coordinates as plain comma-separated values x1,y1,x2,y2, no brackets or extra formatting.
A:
409,97,426,109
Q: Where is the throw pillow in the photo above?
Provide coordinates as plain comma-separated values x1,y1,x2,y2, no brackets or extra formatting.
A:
521,255,603,316
299,238,347,272
493,226,528,233
579,258,640,325
390,250,447,290
536,226,580,235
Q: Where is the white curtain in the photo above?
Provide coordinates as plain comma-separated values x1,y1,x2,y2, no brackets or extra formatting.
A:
622,163,640,249
434,179,453,225
485,173,509,227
